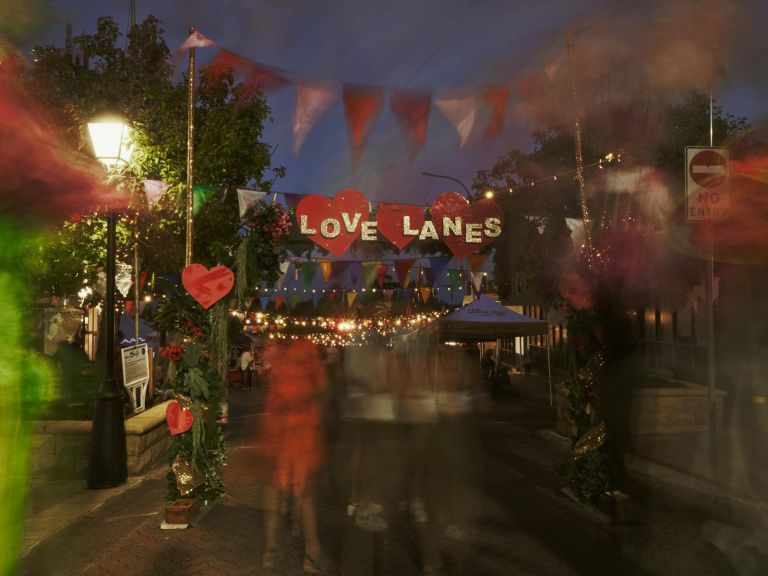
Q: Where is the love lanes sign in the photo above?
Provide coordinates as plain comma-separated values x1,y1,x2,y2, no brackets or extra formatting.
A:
295,189,504,258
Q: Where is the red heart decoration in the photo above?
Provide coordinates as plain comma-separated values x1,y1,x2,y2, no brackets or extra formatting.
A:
295,189,369,257
166,401,194,436
182,264,234,309
377,203,426,250
430,192,505,259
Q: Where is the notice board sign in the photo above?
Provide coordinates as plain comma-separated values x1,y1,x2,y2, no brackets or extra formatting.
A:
685,147,730,222
121,344,150,412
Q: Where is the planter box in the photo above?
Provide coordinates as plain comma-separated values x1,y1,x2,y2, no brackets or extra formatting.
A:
30,400,173,479
630,381,726,436
165,498,200,524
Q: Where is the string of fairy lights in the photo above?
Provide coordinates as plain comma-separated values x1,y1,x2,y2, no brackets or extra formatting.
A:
235,310,442,348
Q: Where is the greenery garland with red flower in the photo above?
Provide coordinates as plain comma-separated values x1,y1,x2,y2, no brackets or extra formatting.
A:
154,278,227,503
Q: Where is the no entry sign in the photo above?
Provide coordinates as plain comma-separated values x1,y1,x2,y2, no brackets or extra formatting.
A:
685,147,729,222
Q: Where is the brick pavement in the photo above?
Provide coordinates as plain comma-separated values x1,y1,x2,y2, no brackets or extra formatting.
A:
20,388,745,576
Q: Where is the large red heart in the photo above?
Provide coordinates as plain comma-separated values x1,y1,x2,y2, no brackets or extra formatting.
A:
295,189,369,257
430,192,504,259
377,203,426,250
182,264,234,309
166,401,194,436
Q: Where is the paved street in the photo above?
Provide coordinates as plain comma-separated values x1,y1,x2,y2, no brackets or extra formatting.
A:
20,386,745,576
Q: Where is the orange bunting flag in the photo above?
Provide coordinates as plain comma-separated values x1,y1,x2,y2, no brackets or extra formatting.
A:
320,260,333,282
419,287,432,304
342,83,384,166
389,87,432,159
293,82,338,153
346,291,357,308
483,86,510,141
434,92,478,148
274,295,285,310
467,252,490,273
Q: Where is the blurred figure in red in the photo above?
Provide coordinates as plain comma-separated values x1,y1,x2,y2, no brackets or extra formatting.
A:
259,338,331,574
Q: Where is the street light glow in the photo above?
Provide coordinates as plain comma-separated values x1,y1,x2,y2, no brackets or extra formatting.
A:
87,119,133,170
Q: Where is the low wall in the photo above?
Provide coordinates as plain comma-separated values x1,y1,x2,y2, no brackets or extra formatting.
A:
555,379,726,440
30,400,172,479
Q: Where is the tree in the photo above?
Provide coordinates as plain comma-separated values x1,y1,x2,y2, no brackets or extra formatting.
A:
24,15,284,298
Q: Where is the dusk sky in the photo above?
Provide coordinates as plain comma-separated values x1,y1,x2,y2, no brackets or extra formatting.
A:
15,0,768,204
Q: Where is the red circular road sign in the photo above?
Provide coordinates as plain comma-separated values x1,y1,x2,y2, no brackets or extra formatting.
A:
689,149,727,188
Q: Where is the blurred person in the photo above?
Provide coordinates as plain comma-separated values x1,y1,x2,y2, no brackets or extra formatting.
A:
240,344,254,390
343,335,394,532
259,339,331,574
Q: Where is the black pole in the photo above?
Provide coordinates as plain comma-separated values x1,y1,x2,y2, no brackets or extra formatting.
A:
87,211,127,489
421,171,471,197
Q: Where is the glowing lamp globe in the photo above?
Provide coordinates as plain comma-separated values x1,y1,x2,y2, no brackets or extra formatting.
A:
87,118,133,171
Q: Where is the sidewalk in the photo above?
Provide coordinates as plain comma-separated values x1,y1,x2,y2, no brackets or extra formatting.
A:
19,386,751,576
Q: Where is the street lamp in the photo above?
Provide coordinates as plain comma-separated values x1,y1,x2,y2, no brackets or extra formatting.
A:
86,116,132,489
421,171,471,197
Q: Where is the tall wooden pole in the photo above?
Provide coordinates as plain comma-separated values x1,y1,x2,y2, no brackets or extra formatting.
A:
185,28,196,267
566,34,594,270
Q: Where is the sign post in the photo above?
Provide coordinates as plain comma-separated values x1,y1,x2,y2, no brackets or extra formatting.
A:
121,343,150,413
685,146,729,482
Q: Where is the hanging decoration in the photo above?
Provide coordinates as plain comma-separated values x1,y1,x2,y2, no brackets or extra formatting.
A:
237,189,267,217
166,400,194,436
320,260,333,282
342,83,384,166
389,87,432,159
377,203,426,250
430,192,504,258
434,93,478,148
182,263,235,309
144,180,169,210
295,188,370,256
293,82,339,153
394,259,415,287
483,86,510,141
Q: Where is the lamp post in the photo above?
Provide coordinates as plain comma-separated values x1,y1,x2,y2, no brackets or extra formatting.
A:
421,171,471,198
86,116,132,489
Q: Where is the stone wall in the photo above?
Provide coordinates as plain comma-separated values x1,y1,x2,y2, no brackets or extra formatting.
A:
555,380,726,440
30,400,172,479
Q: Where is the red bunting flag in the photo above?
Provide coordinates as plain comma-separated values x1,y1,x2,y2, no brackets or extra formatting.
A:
207,50,290,92
394,259,415,287
342,83,384,166
467,252,491,273
389,87,432,159
483,86,510,141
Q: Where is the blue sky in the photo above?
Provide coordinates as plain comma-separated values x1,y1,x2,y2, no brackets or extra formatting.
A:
21,0,768,203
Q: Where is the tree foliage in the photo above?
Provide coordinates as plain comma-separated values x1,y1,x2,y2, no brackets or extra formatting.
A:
24,15,284,297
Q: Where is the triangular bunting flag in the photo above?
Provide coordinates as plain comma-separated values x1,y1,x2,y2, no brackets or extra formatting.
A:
362,261,380,288
342,83,384,166
483,86,510,141
376,264,389,288
178,29,216,51
320,260,333,282
347,262,362,289
346,291,357,308
434,93,478,148
288,294,301,310
259,296,271,310
301,262,319,288
312,294,322,307
237,189,267,217
207,50,290,92
423,267,435,287
447,269,462,291
467,252,490,273
331,261,351,281
389,87,432,159
143,180,169,211
282,193,304,209
383,289,394,301
394,259,415,287
193,185,217,215
472,271,485,294
293,82,339,153
274,295,285,310
428,256,452,284
419,287,432,304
